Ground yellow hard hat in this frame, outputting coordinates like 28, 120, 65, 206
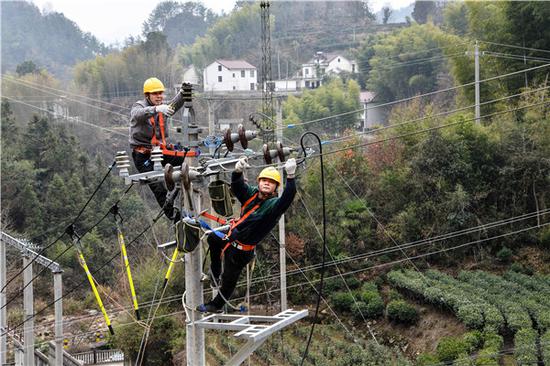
143, 77, 165, 94
257, 167, 281, 186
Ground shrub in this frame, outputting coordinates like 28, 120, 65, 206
387, 289, 404, 301
539, 225, 550, 248
386, 300, 418, 324
482, 306, 505, 333
496, 246, 513, 262
482, 332, 503, 350
509, 262, 534, 275
330, 292, 354, 312
541, 330, 550, 366
457, 304, 484, 329
514, 328, 538, 365
416, 353, 439, 366
436, 336, 468, 363
463, 331, 483, 352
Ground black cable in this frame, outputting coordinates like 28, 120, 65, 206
1, 183, 135, 311
1, 160, 116, 292
298, 132, 327, 366
1, 206, 164, 337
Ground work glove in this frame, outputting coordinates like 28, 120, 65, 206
284, 158, 297, 178
234, 156, 250, 173
156, 104, 175, 116
180, 82, 193, 102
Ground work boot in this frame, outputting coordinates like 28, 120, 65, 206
196, 303, 223, 313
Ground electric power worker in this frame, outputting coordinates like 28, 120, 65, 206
129, 77, 192, 220
197, 156, 297, 313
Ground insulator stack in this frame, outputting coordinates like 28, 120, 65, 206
223, 124, 257, 151
151, 146, 164, 171
115, 151, 131, 177
263, 141, 292, 164
164, 163, 202, 191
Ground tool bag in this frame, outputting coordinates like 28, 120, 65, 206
176, 218, 202, 253
208, 180, 234, 217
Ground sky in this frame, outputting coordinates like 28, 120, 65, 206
31, 0, 414, 46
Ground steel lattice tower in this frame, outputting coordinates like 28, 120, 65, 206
260, 1, 275, 143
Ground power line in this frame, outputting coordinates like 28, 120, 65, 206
1, 205, 164, 338
2, 97, 127, 137
277, 63, 550, 130
478, 39, 550, 55
1, 161, 117, 293
304, 86, 550, 164
318, 99, 549, 158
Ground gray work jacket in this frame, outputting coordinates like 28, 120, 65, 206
129, 90, 187, 149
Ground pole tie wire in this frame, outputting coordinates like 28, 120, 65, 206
111, 204, 141, 321
66, 225, 114, 335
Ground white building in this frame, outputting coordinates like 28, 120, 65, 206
203, 60, 257, 92
298, 52, 357, 89
271, 52, 357, 91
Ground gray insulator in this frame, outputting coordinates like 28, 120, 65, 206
115, 151, 131, 177
151, 147, 164, 172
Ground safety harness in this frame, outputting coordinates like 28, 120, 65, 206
200, 191, 264, 255
140, 112, 198, 157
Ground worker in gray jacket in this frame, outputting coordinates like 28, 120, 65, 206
129, 77, 192, 220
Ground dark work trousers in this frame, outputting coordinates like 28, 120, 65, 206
132, 151, 184, 218
207, 232, 255, 309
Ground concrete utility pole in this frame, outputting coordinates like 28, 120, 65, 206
182, 106, 205, 366
363, 99, 368, 133
23, 256, 35, 366
474, 40, 480, 124
1, 232, 64, 366
0, 235, 7, 366
276, 98, 287, 311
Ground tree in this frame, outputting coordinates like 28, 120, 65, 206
412, 1, 435, 24
16, 60, 38, 76
142, 1, 218, 48
366, 23, 462, 101
382, 6, 392, 25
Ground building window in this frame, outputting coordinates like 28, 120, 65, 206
250, 70, 255, 77
233, 86, 236, 90
352, 64, 355, 73
218, 65, 222, 71
233, 73, 236, 78
305, 68, 309, 75
218, 76, 222, 82
241, 70, 245, 77
250, 83, 255, 90
338, 58, 341, 62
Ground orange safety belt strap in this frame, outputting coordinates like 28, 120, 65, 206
227, 202, 261, 239
200, 212, 227, 225
240, 193, 258, 216
221, 192, 263, 257
149, 114, 198, 157
149, 115, 159, 146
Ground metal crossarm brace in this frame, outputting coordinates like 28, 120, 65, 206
193, 309, 307, 365
0, 232, 62, 273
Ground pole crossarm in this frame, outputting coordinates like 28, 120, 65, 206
193, 309, 307, 342
0, 231, 63, 273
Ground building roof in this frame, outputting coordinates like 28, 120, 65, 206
360, 91, 376, 103
216, 60, 256, 69
306, 52, 349, 64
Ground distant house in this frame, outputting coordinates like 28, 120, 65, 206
272, 52, 357, 91
203, 60, 257, 92
298, 52, 357, 89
